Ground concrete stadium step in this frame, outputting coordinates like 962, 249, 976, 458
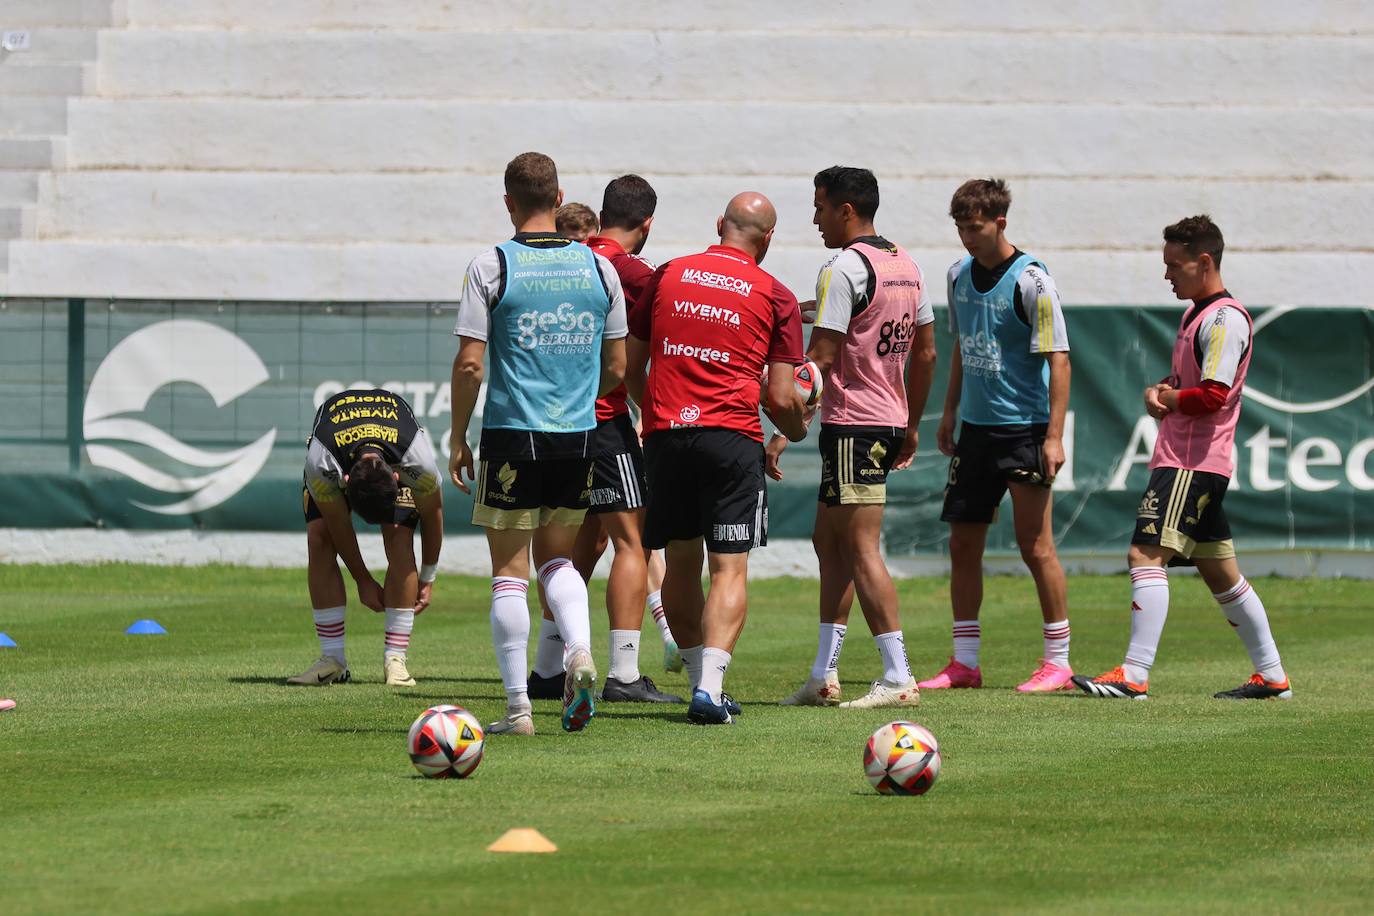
0, 28, 100, 63
0, 206, 35, 239
95, 29, 1374, 105
4, 0, 123, 28
0, 98, 67, 137
6, 239, 1372, 306
0, 63, 91, 97
121, 0, 1374, 35
34, 171, 1373, 256
0, 138, 65, 170
0, 173, 39, 205
64, 98, 1374, 179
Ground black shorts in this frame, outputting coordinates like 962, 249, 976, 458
472, 456, 593, 531
587, 414, 648, 515
1131, 466, 1235, 561
643, 429, 767, 554
818, 424, 903, 507
303, 482, 419, 529
940, 422, 1048, 524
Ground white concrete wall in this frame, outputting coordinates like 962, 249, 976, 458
3, 1, 1372, 303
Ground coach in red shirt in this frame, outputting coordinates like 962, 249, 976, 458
626, 191, 809, 724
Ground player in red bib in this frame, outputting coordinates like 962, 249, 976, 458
626, 192, 810, 724
1075, 215, 1291, 700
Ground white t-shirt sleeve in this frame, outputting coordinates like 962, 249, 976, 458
453, 248, 501, 341
946, 261, 962, 334
597, 254, 628, 339
914, 265, 935, 327
397, 431, 442, 498
812, 250, 867, 334
1197, 306, 1251, 386
1019, 264, 1070, 353
304, 438, 345, 505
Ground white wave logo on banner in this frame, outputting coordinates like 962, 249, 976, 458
84, 319, 278, 514
1247, 305, 1374, 414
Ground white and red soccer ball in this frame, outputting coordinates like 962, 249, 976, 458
864, 721, 941, 796
407, 705, 485, 779
793, 359, 823, 407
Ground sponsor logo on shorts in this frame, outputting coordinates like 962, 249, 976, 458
662, 338, 731, 364
673, 299, 741, 327
1137, 489, 1160, 520
589, 486, 622, 507
868, 440, 888, 466
712, 523, 751, 542
497, 463, 518, 494
679, 268, 753, 297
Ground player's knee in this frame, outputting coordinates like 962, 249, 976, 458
1017, 534, 1057, 566
948, 531, 981, 563
1127, 544, 1157, 568
305, 524, 335, 560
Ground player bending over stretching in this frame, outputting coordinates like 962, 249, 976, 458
289, 387, 443, 687
919, 178, 1075, 694
1075, 215, 1291, 701
449, 151, 627, 735
770, 166, 937, 708
626, 192, 810, 725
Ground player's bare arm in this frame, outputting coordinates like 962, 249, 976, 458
1042, 352, 1071, 481
763, 360, 808, 442
937, 347, 963, 456
766, 327, 842, 478
895, 321, 937, 469
624, 334, 650, 407
447, 336, 485, 493
599, 336, 626, 397
315, 496, 384, 612
413, 488, 442, 614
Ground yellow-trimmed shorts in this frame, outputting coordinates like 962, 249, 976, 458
818, 424, 903, 507
1131, 466, 1235, 561
471, 457, 593, 531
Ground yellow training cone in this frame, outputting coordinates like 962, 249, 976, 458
487, 828, 557, 853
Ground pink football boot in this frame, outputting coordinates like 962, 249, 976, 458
1016, 659, 1075, 693
916, 657, 982, 689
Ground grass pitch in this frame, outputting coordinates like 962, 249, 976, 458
1, 564, 1371, 915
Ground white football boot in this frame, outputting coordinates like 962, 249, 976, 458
838, 678, 921, 708
487, 706, 535, 736
779, 672, 842, 706
383, 655, 416, 687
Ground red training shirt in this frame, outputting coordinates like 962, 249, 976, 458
588, 235, 656, 422
630, 244, 804, 442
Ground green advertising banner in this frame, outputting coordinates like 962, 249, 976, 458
1, 298, 1370, 554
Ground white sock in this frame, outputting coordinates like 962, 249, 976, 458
609, 628, 641, 683
1213, 577, 1286, 682
647, 590, 675, 644
533, 616, 564, 677
383, 607, 414, 660
681, 644, 704, 692
490, 577, 531, 708
874, 631, 911, 685
810, 622, 847, 679
538, 558, 592, 663
1124, 567, 1169, 684
312, 606, 346, 664
952, 620, 981, 668
698, 647, 732, 704
1043, 619, 1071, 667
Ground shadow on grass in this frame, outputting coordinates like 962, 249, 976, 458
228, 676, 289, 685
413, 676, 503, 686
319, 726, 408, 735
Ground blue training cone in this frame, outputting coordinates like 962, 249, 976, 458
125, 619, 167, 636
0, 632, 16, 648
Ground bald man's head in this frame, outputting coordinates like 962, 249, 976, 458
717, 192, 778, 263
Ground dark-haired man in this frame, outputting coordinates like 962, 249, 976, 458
919, 178, 1075, 694
290, 387, 444, 687
449, 151, 627, 736
626, 191, 811, 724
1075, 215, 1291, 700
770, 166, 937, 709
527, 174, 682, 704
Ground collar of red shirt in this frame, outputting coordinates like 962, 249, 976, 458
705, 243, 756, 264
587, 235, 625, 257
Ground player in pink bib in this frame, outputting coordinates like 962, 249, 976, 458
1075, 215, 1292, 701
767, 166, 938, 709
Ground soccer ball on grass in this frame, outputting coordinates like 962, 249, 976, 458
407, 705, 485, 778
864, 720, 941, 796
